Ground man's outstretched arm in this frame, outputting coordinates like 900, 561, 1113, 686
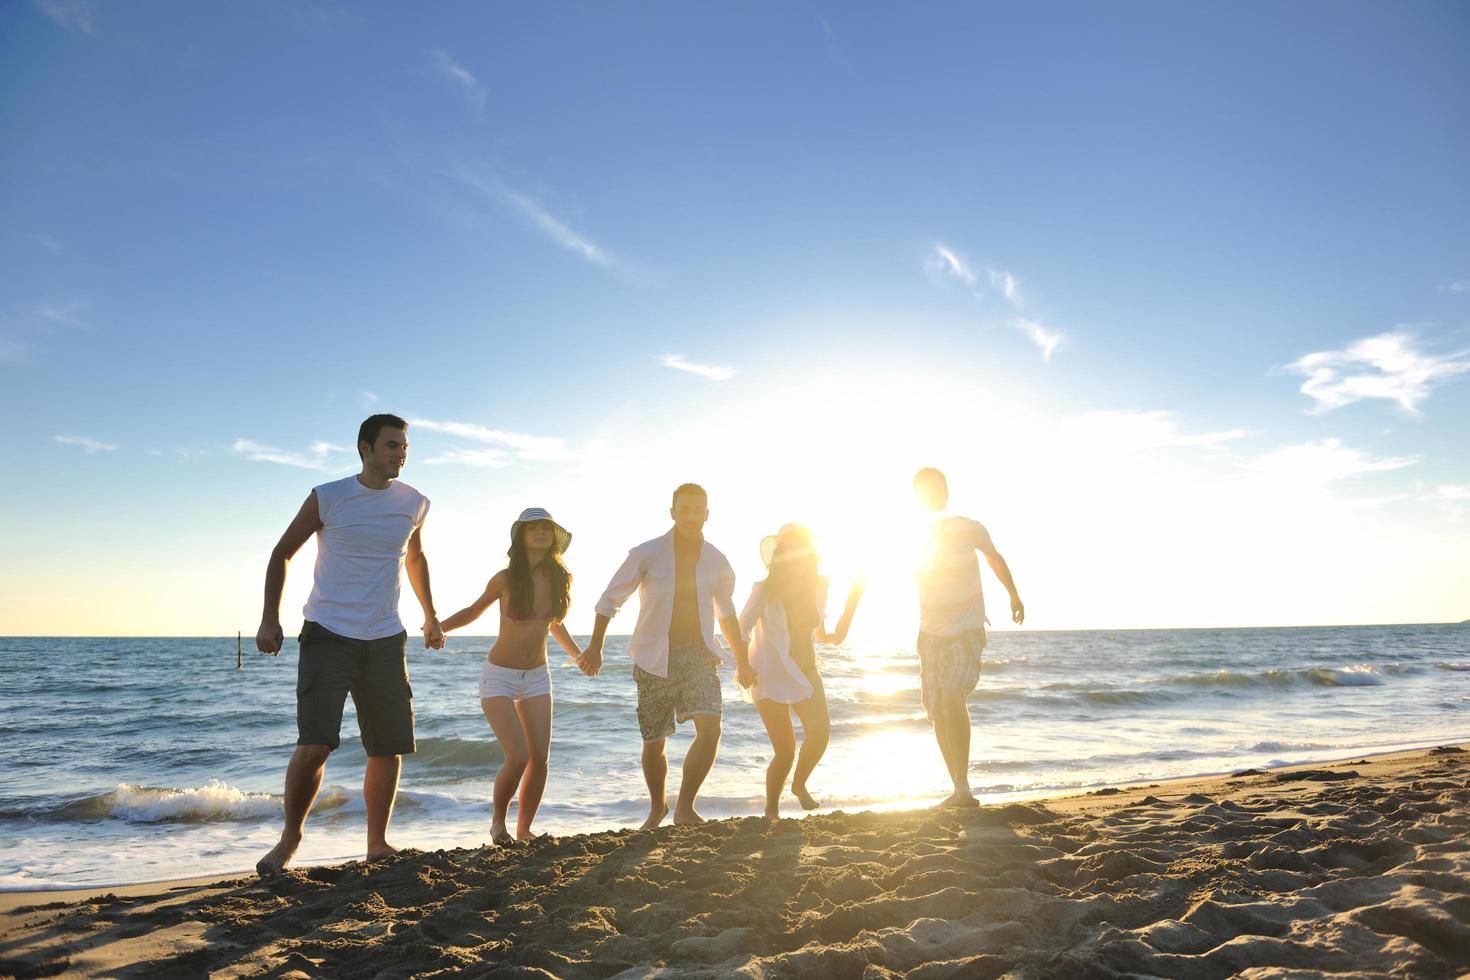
257, 492, 322, 654
976, 526, 1024, 625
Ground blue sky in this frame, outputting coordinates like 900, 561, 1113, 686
3, 1, 1468, 635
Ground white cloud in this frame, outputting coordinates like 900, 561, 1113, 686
439, 164, 619, 270
923, 246, 1068, 361
408, 418, 575, 462
232, 438, 351, 470
925, 245, 975, 286
429, 49, 486, 111
55, 434, 116, 454
988, 268, 1023, 308
1062, 410, 1248, 454
1423, 483, 1470, 502
1012, 317, 1063, 361
33, 0, 93, 33
361, 391, 379, 408
38, 235, 65, 253
1285, 329, 1470, 413
0, 339, 28, 364
1441, 280, 1470, 293
661, 354, 735, 381
1247, 438, 1415, 487
423, 448, 514, 467
502, 190, 611, 267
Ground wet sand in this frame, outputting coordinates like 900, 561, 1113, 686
3, 746, 1468, 978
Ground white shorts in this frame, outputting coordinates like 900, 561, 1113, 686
478, 661, 552, 702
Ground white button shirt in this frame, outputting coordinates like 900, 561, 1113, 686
595, 529, 738, 678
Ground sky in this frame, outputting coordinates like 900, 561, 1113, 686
2, 1, 1468, 637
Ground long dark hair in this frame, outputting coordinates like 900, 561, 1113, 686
765, 529, 820, 630
506, 528, 571, 622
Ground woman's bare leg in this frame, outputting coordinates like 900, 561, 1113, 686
481, 697, 528, 844
756, 698, 797, 819
790, 673, 830, 810
514, 694, 552, 839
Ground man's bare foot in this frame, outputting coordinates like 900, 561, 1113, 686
763, 805, 780, 820
791, 784, 820, 810
365, 842, 399, 862
491, 821, 514, 846
516, 830, 548, 842
938, 791, 979, 809
640, 799, 669, 831
672, 806, 704, 826
255, 833, 301, 877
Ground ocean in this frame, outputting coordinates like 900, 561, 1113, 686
1, 624, 1467, 889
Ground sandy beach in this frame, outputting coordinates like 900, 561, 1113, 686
3, 746, 1467, 978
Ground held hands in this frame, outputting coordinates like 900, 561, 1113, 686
736, 661, 756, 690
1010, 596, 1025, 626
423, 616, 446, 650
256, 619, 284, 655
578, 641, 604, 678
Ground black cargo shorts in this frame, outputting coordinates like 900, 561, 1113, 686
296, 621, 415, 756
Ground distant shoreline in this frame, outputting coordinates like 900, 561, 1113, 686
2, 620, 1466, 640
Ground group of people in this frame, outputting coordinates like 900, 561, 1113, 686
253, 414, 1025, 876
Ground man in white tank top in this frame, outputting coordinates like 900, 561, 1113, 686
254, 414, 444, 876
913, 467, 1025, 809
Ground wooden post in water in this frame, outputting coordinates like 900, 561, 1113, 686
237, 631, 242, 670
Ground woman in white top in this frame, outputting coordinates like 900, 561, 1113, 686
440, 508, 585, 845
739, 524, 863, 819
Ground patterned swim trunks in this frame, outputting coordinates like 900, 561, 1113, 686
916, 628, 987, 720
634, 642, 723, 742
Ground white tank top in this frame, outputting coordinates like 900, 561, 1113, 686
303, 475, 430, 640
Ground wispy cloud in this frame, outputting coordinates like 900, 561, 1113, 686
1013, 317, 1063, 362
1441, 280, 1470, 294
429, 49, 486, 111
431, 161, 627, 273
38, 235, 65, 253
361, 391, 379, 409
661, 354, 735, 381
1284, 329, 1470, 414
924, 245, 1067, 360
1247, 438, 1416, 487
33, 0, 93, 33
502, 190, 611, 267
423, 447, 514, 468
988, 268, 1023, 307
55, 434, 116, 454
233, 438, 352, 470
0, 339, 29, 364
1063, 410, 1248, 454
408, 418, 575, 463
925, 245, 975, 287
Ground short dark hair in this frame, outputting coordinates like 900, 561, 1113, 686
358, 414, 408, 461
913, 467, 948, 497
671, 482, 708, 507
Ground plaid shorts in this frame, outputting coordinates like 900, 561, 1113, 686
917, 628, 986, 720
634, 642, 723, 742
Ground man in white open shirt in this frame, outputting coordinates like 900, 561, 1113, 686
581, 483, 753, 829
913, 467, 1025, 809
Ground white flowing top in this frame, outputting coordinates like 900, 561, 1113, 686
594, 529, 738, 679
738, 577, 829, 705
303, 475, 430, 641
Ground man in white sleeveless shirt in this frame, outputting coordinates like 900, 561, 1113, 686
254, 414, 444, 875
913, 467, 1025, 809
